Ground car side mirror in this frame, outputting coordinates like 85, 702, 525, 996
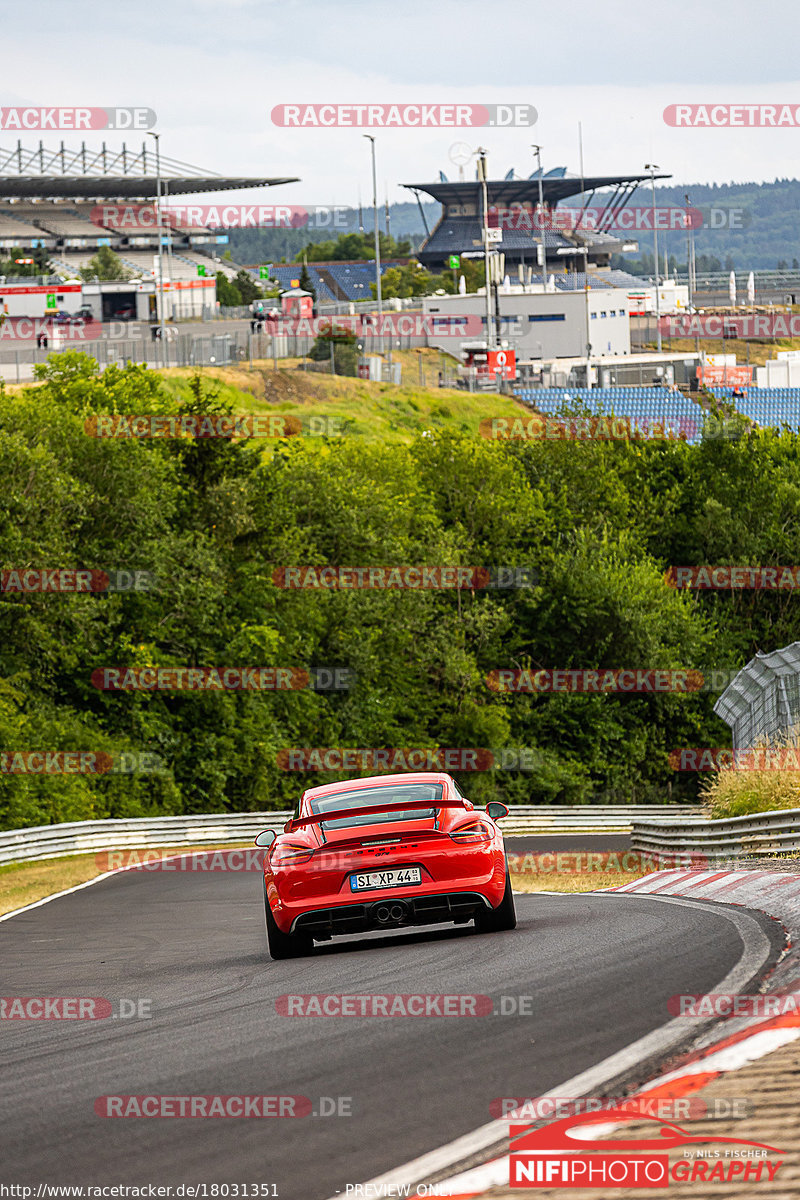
254, 830, 276, 847
486, 802, 509, 821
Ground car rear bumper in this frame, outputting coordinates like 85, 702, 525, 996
289, 890, 492, 937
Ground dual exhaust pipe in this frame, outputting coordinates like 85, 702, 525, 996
375, 902, 407, 925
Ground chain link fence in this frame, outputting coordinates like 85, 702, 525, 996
0, 328, 470, 386
715, 644, 800, 750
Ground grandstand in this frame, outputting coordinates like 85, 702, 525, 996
6, 204, 112, 240
513, 385, 707, 444
0, 141, 297, 285
264, 261, 406, 304
710, 386, 800, 429
0, 208, 55, 248
403, 166, 670, 276
259, 262, 650, 306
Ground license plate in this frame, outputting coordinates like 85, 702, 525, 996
350, 866, 421, 892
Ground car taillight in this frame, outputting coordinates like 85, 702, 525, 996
449, 820, 492, 844
271, 843, 315, 865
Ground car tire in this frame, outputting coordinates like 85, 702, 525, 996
475, 865, 517, 933
264, 880, 313, 960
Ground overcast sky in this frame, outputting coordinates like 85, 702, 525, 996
3, 0, 799, 210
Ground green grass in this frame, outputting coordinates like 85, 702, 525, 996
703, 727, 800, 817
157, 351, 529, 443
0, 843, 255, 916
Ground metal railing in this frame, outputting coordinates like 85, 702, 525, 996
0, 812, 292, 867
0, 328, 443, 382
0, 805, 703, 867
498, 805, 702, 834
631, 808, 800, 859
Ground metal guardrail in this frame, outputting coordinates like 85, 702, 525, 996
631, 808, 800, 858
498, 806, 703, 835
0, 813, 293, 867
0, 805, 702, 867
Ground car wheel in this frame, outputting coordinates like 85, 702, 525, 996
264, 880, 313, 960
475, 865, 517, 933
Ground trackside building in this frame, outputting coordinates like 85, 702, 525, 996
421, 288, 631, 361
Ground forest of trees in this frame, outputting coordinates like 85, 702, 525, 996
3, 356, 800, 828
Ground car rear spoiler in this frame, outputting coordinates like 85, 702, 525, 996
286, 798, 469, 833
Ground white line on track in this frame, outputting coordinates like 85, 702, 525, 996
328, 891, 774, 1199
0, 851, 228, 923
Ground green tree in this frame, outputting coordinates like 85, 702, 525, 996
0, 245, 52, 278
215, 271, 243, 306
79, 246, 133, 282
378, 264, 435, 299
377, 259, 485, 299
307, 323, 358, 375
298, 263, 317, 301
233, 269, 262, 304
303, 232, 411, 262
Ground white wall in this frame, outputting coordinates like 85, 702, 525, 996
421, 288, 631, 359
755, 358, 800, 388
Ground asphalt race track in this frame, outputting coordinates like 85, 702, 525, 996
0, 863, 771, 1200
504, 833, 631, 853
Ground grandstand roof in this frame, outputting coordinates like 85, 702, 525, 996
0, 176, 298, 200
402, 172, 670, 206
0, 142, 298, 201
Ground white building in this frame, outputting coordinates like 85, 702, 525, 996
421, 286, 631, 361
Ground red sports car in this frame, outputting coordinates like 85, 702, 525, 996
255, 772, 516, 959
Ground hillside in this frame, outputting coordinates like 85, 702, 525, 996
157, 351, 527, 442
223, 181, 800, 273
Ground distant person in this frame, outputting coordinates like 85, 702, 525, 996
150, 324, 159, 343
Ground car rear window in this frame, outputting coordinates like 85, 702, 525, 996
309, 783, 444, 829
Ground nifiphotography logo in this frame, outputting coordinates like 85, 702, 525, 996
508, 1105, 784, 1188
